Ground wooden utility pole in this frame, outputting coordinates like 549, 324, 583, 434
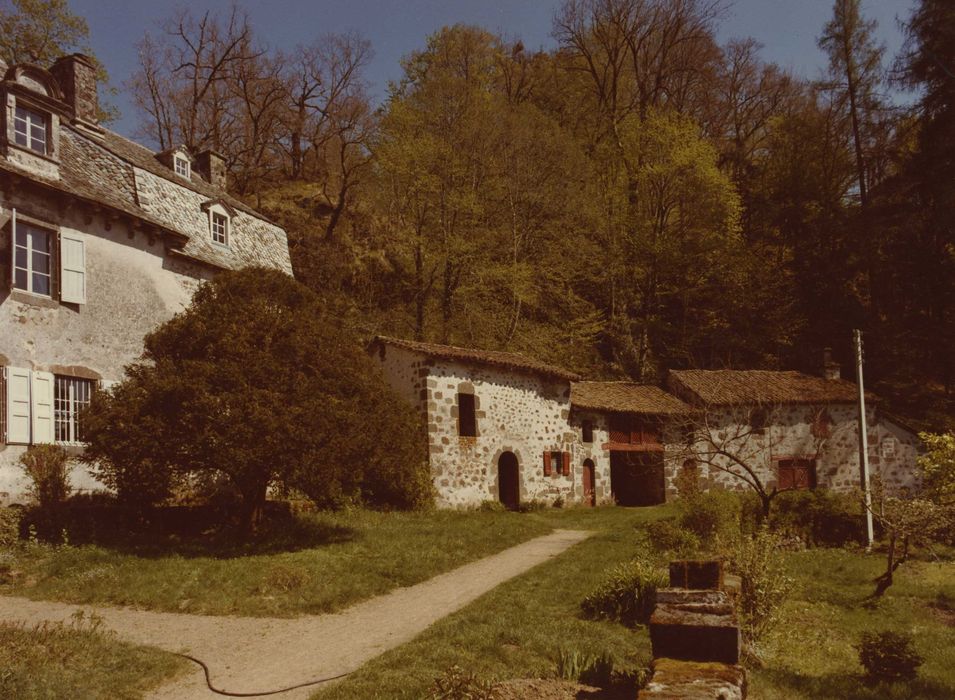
854, 329, 875, 550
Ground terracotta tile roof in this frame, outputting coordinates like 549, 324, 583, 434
571, 381, 692, 415
372, 336, 581, 382
667, 369, 868, 406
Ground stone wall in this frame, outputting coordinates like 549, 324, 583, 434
0, 188, 211, 503
666, 403, 919, 499
375, 346, 605, 508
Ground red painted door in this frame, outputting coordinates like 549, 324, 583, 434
582, 462, 596, 507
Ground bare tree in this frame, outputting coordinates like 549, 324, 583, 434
677, 402, 836, 516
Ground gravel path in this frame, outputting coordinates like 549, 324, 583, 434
0, 528, 590, 700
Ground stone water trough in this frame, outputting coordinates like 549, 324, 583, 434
638, 560, 747, 699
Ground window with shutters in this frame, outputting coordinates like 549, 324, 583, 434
457, 392, 476, 437
543, 450, 569, 477
608, 414, 661, 446
13, 220, 52, 296
777, 459, 816, 490
14, 105, 47, 154
54, 375, 93, 444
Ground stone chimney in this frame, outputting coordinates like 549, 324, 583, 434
823, 347, 841, 381
50, 54, 99, 126
196, 149, 227, 190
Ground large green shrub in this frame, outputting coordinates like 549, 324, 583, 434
679, 489, 745, 545
82, 268, 432, 532
0, 507, 23, 546
580, 559, 667, 627
857, 630, 923, 682
642, 518, 701, 557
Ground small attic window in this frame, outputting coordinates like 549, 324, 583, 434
174, 155, 191, 178
211, 211, 229, 246
14, 105, 48, 154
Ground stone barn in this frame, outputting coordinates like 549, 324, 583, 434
667, 367, 920, 498
0, 54, 292, 503
570, 382, 693, 506
369, 336, 603, 509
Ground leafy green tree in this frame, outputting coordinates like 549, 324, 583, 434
917, 432, 955, 505
83, 268, 431, 532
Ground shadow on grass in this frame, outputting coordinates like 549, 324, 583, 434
758, 668, 953, 700
24, 503, 358, 559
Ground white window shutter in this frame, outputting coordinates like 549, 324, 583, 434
59, 231, 86, 304
6, 366, 31, 444
31, 370, 54, 444
8, 207, 15, 291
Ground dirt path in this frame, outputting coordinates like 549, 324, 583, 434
0, 528, 590, 700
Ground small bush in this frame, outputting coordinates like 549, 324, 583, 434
19, 445, 72, 510
642, 518, 700, 557
0, 507, 24, 547
581, 559, 667, 626
429, 665, 500, 699
679, 489, 743, 545
724, 527, 793, 651
556, 649, 640, 691
516, 500, 547, 513
477, 500, 506, 512
769, 490, 863, 547
857, 630, 923, 682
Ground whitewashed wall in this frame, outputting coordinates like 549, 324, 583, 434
0, 195, 211, 503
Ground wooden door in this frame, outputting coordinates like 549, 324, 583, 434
582, 461, 596, 507
498, 452, 520, 509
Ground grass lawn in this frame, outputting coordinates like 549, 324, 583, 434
0, 507, 580, 616
306, 507, 955, 700
0, 613, 185, 699
309, 505, 674, 699
752, 546, 955, 699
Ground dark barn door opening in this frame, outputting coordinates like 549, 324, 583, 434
498, 452, 520, 509
610, 452, 665, 506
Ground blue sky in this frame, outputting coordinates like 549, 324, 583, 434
70, 0, 917, 139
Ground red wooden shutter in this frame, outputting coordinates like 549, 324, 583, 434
543, 451, 552, 476
561, 451, 571, 476
777, 461, 793, 490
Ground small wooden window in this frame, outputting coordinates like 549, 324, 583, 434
582, 419, 594, 443
458, 393, 476, 437
777, 459, 816, 490
211, 212, 228, 245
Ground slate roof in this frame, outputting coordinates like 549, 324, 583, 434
0, 120, 292, 274
372, 336, 581, 382
668, 369, 867, 406
571, 381, 692, 415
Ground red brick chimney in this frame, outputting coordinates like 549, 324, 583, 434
50, 54, 99, 126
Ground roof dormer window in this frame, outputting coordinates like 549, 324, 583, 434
174, 155, 191, 179
211, 211, 229, 246
14, 105, 47, 154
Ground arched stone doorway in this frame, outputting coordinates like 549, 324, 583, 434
582, 459, 596, 507
498, 452, 520, 509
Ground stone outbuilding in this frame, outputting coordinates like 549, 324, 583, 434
667, 367, 920, 498
369, 336, 599, 509
373, 337, 920, 508
569, 382, 693, 506
0, 54, 292, 503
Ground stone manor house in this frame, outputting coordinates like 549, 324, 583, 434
0, 54, 292, 503
371, 337, 919, 509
